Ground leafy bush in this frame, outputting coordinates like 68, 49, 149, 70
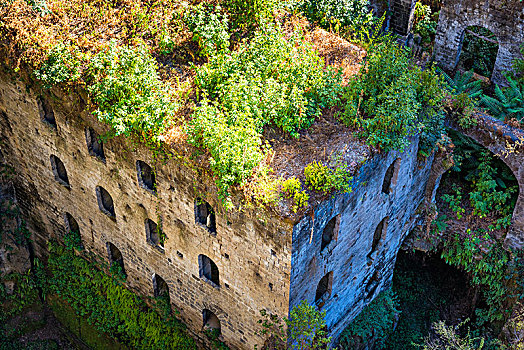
300, 0, 375, 41
412, 1, 437, 45
281, 177, 309, 212
339, 288, 399, 349
87, 42, 179, 145
189, 23, 342, 198
34, 43, 81, 88
184, 4, 230, 57
46, 242, 195, 349
421, 320, 485, 350
256, 300, 331, 350
304, 161, 352, 193
339, 41, 445, 152
224, 0, 276, 31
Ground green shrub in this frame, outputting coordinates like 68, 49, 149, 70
481, 76, 524, 122
340, 41, 445, 153
300, 0, 375, 41
184, 4, 230, 57
281, 177, 309, 212
223, 0, 276, 31
304, 161, 352, 193
188, 23, 342, 199
420, 320, 485, 350
87, 42, 179, 146
34, 43, 81, 88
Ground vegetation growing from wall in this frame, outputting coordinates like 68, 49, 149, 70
45, 242, 195, 350
338, 288, 399, 349
256, 300, 331, 350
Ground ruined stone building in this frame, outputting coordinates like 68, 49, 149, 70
1, 1, 524, 349
387, 0, 524, 84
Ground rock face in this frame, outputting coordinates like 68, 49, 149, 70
433, 0, 524, 84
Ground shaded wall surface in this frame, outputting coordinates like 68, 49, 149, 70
289, 139, 434, 342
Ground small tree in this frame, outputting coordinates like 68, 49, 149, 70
256, 300, 331, 350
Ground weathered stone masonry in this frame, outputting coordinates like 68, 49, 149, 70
0, 68, 438, 348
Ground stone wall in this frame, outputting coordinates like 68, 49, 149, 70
390, 0, 416, 35
289, 138, 434, 343
433, 0, 524, 84
0, 70, 294, 349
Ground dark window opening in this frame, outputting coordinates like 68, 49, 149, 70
136, 160, 156, 193
382, 159, 400, 194
321, 214, 340, 251
145, 218, 163, 248
195, 199, 216, 234
315, 271, 333, 307
152, 274, 170, 303
457, 26, 499, 78
38, 97, 56, 128
96, 186, 115, 219
107, 242, 125, 277
85, 127, 105, 160
368, 217, 388, 259
203, 309, 221, 334
50, 155, 69, 187
64, 212, 83, 249
199, 254, 219, 286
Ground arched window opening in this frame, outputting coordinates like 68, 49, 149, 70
315, 271, 333, 307
96, 186, 115, 219
136, 160, 156, 193
145, 218, 164, 249
38, 97, 56, 128
368, 217, 389, 259
321, 214, 340, 251
382, 159, 400, 194
199, 254, 219, 287
152, 274, 170, 303
107, 242, 126, 277
203, 309, 221, 334
50, 155, 69, 187
457, 26, 499, 78
365, 271, 380, 301
85, 127, 105, 160
195, 199, 216, 234
64, 212, 83, 249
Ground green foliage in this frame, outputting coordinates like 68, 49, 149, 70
441, 233, 513, 323
87, 42, 179, 146
224, 0, 276, 31
34, 43, 82, 88
281, 177, 309, 212
304, 161, 352, 193
64, 229, 83, 251
184, 4, 230, 57
299, 0, 375, 42
45, 242, 195, 349
188, 23, 342, 198
420, 320, 485, 350
340, 41, 445, 152
256, 300, 331, 350
440, 70, 483, 99
458, 26, 498, 78
442, 185, 465, 220
412, 1, 437, 44
339, 288, 399, 349
481, 76, 524, 122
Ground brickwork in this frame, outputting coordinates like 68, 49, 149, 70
433, 0, 524, 84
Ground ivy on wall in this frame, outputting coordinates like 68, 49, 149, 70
45, 242, 196, 350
